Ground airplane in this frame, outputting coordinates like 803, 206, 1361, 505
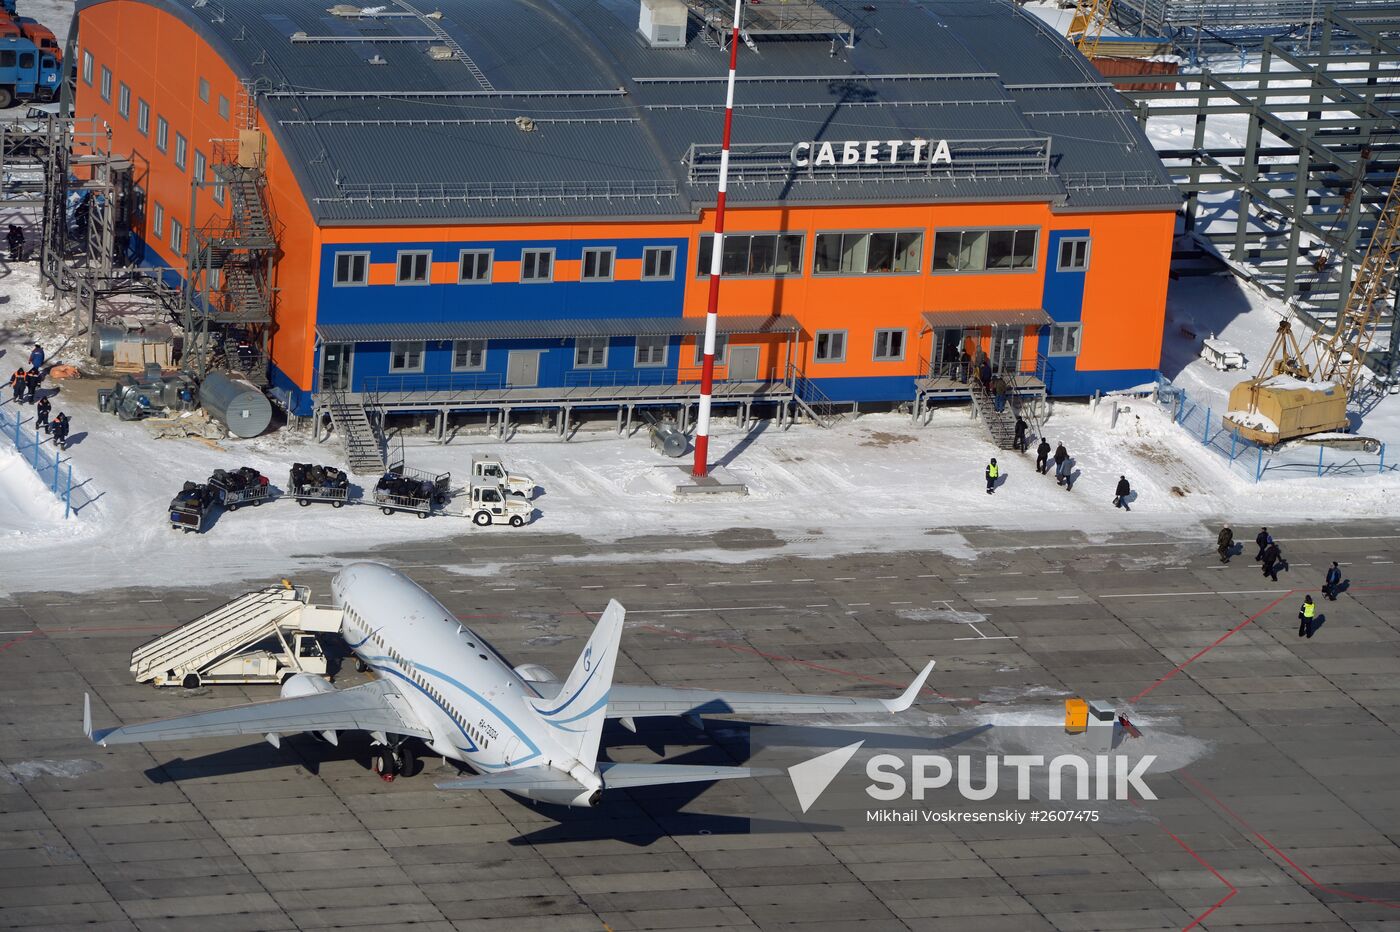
86, 562, 935, 808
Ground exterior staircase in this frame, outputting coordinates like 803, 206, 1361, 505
222, 168, 277, 250
327, 392, 387, 474
970, 381, 1019, 449
788, 365, 844, 428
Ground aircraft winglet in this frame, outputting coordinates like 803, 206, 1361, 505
881, 660, 935, 713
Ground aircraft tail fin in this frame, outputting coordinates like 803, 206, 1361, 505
527, 599, 625, 767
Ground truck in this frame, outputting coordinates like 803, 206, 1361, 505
471, 453, 536, 498
462, 483, 533, 527
13, 18, 57, 60
0, 35, 60, 108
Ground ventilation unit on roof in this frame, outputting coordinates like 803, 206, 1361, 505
427, 44, 456, 59
639, 0, 687, 48
368, 53, 388, 64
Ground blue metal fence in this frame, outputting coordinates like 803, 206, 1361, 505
1143, 375, 1395, 482
0, 400, 76, 518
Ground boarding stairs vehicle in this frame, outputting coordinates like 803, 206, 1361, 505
470, 454, 535, 498
130, 585, 344, 688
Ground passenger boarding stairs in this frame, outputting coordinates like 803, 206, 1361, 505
130, 585, 343, 688
326, 390, 387, 475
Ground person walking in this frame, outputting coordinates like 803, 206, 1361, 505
51, 412, 70, 450
1262, 540, 1282, 582
1053, 442, 1070, 486
1217, 525, 1234, 564
1014, 416, 1028, 454
1113, 476, 1131, 510
6, 224, 23, 261
1255, 527, 1272, 562
22, 366, 41, 403
1036, 438, 1051, 475
1323, 561, 1342, 601
35, 395, 50, 432
28, 343, 43, 370
8, 367, 23, 403
985, 457, 1000, 495
1298, 595, 1317, 638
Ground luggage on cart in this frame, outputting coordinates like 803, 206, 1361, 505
169, 481, 217, 533
208, 466, 272, 511
371, 462, 450, 518
289, 463, 350, 507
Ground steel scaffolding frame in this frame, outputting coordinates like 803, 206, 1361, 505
1116, 7, 1400, 379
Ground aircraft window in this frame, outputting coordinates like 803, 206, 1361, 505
467, 642, 476, 648
478, 654, 488, 661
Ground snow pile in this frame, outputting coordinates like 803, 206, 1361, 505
0, 447, 68, 537
1224, 409, 1278, 433
1258, 374, 1335, 393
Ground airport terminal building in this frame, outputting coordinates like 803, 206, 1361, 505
72, 0, 1181, 424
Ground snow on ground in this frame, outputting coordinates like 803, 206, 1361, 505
0, 256, 1396, 597
0, 447, 66, 538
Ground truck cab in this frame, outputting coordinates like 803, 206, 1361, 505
0, 36, 48, 108
468, 483, 532, 528
14, 18, 59, 60
470, 454, 535, 498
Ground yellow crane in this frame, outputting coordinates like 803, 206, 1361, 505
1224, 170, 1400, 448
1066, 0, 1114, 59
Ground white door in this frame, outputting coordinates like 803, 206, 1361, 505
507, 351, 540, 387
728, 345, 759, 381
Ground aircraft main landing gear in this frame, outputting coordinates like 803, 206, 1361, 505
370, 739, 417, 782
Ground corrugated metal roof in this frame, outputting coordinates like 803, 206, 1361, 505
920, 309, 1052, 328
317, 315, 802, 342
85, 0, 1178, 222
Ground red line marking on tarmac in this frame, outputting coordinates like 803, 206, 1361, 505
638, 623, 961, 702
0, 629, 42, 653
1180, 770, 1400, 911
1127, 796, 1236, 930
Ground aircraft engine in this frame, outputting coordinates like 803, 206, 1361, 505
512, 663, 557, 683
518, 786, 602, 808
281, 672, 334, 699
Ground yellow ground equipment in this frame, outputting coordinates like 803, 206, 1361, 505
1064, 697, 1088, 734
1225, 171, 1400, 446
1066, 0, 1113, 59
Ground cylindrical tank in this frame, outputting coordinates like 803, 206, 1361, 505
201, 371, 272, 438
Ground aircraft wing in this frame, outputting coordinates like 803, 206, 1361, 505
605, 660, 935, 720
436, 762, 776, 792
84, 679, 432, 746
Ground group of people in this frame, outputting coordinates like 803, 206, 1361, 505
6, 344, 71, 449
1215, 525, 1345, 639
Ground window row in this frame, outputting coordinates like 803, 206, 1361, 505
334, 246, 680, 286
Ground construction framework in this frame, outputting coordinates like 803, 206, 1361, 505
1115, 7, 1400, 381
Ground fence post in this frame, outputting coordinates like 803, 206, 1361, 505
1256, 446, 1264, 482
64, 463, 72, 520
1230, 428, 1238, 462
1176, 393, 1186, 423
1318, 444, 1325, 478
1381, 443, 1387, 475
1203, 407, 1211, 443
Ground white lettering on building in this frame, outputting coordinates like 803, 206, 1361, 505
783, 138, 956, 169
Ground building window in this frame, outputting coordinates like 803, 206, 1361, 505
452, 340, 486, 371
813, 231, 922, 275
520, 248, 553, 282
1057, 237, 1090, 272
873, 329, 906, 361
155, 117, 169, 153
697, 233, 802, 277
581, 247, 614, 282
458, 249, 491, 283
396, 250, 431, 285
117, 82, 130, 118
814, 331, 846, 363
194, 150, 206, 189
198, 78, 210, 103
152, 202, 164, 240
390, 341, 425, 372
333, 251, 369, 286
169, 218, 184, 255
1049, 323, 1082, 356
574, 337, 607, 368
636, 335, 667, 367
137, 99, 150, 135
694, 335, 728, 365
218, 95, 230, 120
642, 246, 675, 281
99, 66, 112, 102
932, 229, 1038, 273
81, 50, 92, 85
174, 133, 187, 171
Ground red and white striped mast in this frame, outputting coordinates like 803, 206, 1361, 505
692, 0, 744, 478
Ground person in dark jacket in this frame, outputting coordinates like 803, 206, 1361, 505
22, 366, 40, 404
1035, 438, 1051, 474
1298, 594, 1317, 638
1113, 476, 1131, 510
985, 457, 1000, 495
957, 349, 971, 383
1217, 525, 1234, 564
1255, 528, 1271, 561
1323, 561, 1342, 601
51, 412, 70, 450
6, 224, 23, 261
978, 356, 992, 392
1013, 416, 1028, 453
8, 368, 22, 403
1262, 541, 1282, 581
1053, 443, 1070, 486
35, 395, 50, 432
